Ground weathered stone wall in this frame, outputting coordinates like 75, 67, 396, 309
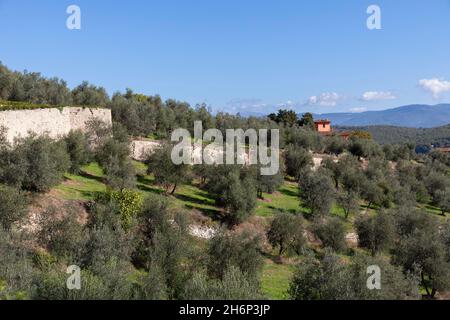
130, 140, 162, 161
130, 139, 251, 164
0, 107, 112, 143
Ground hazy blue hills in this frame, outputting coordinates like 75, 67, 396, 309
315, 104, 450, 128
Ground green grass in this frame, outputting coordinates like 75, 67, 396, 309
260, 260, 295, 300
172, 184, 223, 219
55, 162, 223, 219
255, 181, 301, 217
54, 163, 106, 200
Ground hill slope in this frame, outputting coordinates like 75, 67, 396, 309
336, 124, 450, 147
316, 104, 450, 128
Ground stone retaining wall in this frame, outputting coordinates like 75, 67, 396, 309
0, 107, 112, 143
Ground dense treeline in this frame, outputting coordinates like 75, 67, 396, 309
0, 63, 108, 107
337, 125, 450, 150
3, 61, 447, 151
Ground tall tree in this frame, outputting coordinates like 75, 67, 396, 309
267, 212, 306, 256
146, 142, 192, 195
298, 169, 335, 217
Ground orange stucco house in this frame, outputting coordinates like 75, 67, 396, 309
314, 119, 351, 140
314, 119, 332, 134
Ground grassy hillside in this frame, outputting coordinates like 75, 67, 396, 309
49, 160, 449, 300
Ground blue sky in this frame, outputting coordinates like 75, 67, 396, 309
1, 0, 450, 114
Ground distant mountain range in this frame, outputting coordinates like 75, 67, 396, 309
314, 104, 450, 128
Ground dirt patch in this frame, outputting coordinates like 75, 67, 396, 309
23, 192, 89, 232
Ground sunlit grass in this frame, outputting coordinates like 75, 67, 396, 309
55, 162, 222, 218
54, 163, 106, 200
260, 260, 295, 300
255, 181, 301, 217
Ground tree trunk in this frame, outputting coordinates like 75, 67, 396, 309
366, 202, 372, 213
422, 273, 432, 298
257, 189, 264, 199
431, 288, 437, 299
279, 243, 284, 256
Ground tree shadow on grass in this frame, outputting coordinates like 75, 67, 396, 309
266, 205, 297, 215
136, 184, 165, 195
174, 192, 223, 220
136, 174, 155, 185
278, 187, 298, 198
174, 192, 215, 206
184, 203, 223, 220
79, 170, 105, 184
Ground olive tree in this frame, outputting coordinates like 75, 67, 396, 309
355, 211, 395, 256
267, 212, 306, 256
0, 185, 28, 230
146, 142, 191, 195
298, 169, 335, 217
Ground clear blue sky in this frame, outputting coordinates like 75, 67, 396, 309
1, 0, 450, 114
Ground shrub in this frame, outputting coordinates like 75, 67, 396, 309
298, 169, 335, 217
206, 165, 257, 225
146, 142, 191, 195
313, 217, 347, 252
284, 145, 313, 179
182, 266, 263, 300
0, 184, 28, 230
110, 189, 143, 229
96, 136, 136, 190
15, 135, 70, 192
355, 211, 395, 256
64, 130, 91, 174
208, 229, 263, 280
267, 212, 306, 256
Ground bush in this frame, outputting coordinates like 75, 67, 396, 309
284, 145, 313, 179
110, 189, 143, 229
32, 269, 110, 300
355, 211, 394, 256
15, 135, 70, 192
96, 136, 136, 190
64, 130, 91, 174
206, 165, 257, 225
37, 207, 88, 262
146, 142, 191, 195
267, 212, 306, 256
313, 217, 346, 252
182, 266, 263, 300
289, 251, 419, 300
298, 169, 335, 217
0, 228, 33, 298
0, 184, 28, 230
208, 229, 263, 281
